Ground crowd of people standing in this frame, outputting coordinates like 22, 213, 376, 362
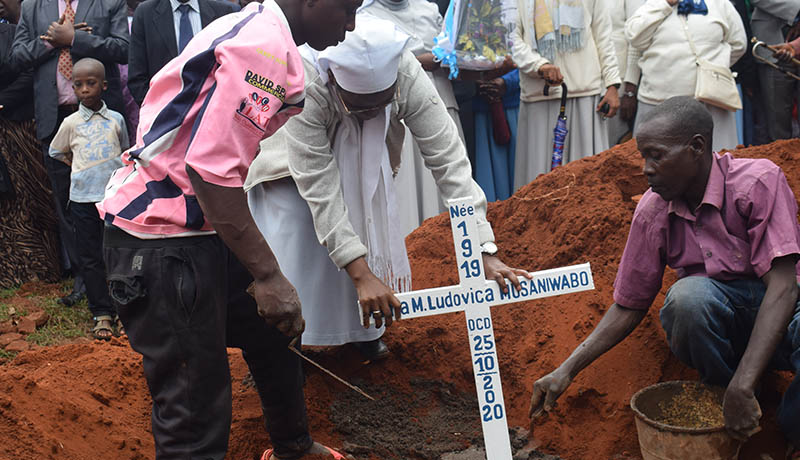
2, 0, 799, 295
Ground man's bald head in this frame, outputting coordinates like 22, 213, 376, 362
637, 96, 714, 156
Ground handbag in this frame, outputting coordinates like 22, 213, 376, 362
680, 16, 742, 112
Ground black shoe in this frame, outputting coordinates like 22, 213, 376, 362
353, 338, 390, 361
57, 291, 85, 307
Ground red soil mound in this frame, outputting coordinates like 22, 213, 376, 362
1, 139, 798, 460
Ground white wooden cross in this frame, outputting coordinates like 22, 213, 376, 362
366, 197, 595, 459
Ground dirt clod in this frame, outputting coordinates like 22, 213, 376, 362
0, 320, 15, 334
16, 318, 36, 334
5, 340, 30, 353
26, 310, 50, 328
0, 332, 23, 347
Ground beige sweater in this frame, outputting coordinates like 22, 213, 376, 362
625, 0, 746, 105
244, 51, 494, 269
511, 0, 622, 102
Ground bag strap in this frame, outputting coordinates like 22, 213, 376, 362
679, 15, 701, 65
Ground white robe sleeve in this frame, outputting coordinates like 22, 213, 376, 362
722, 0, 747, 66
590, 0, 622, 88
625, 0, 675, 51
397, 53, 495, 244
286, 80, 370, 269
623, 0, 645, 84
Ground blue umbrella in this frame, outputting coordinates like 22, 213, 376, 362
544, 83, 568, 170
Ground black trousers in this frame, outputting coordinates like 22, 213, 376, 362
103, 227, 312, 460
69, 201, 114, 318
41, 105, 84, 293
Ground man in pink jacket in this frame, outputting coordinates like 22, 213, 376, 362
98, 0, 360, 458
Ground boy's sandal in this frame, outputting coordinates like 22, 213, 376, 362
92, 315, 114, 341
261, 444, 346, 460
114, 316, 126, 336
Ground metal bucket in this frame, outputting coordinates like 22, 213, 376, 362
630, 381, 741, 460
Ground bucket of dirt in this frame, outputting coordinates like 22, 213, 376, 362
630, 381, 741, 460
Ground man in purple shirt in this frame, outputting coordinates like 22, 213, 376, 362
528, 96, 800, 456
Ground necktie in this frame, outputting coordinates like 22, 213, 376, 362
57, 0, 76, 80
177, 4, 194, 53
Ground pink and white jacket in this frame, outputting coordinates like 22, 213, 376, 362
98, 0, 305, 237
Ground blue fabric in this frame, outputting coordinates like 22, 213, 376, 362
660, 276, 800, 445
473, 105, 518, 202
178, 3, 194, 53
735, 84, 744, 146
432, 0, 460, 79
677, 0, 708, 15
551, 116, 567, 169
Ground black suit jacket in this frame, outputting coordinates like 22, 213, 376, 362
11, 0, 130, 140
127, 0, 238, 105
0, 23, 34, 121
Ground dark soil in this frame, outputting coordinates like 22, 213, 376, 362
331, 378, 482, 459
329, 378, 560, 460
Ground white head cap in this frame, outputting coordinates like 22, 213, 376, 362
317, 15, 410, 94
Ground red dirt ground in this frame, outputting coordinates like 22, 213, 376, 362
1, 139, 798, 460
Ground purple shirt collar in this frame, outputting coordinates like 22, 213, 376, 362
667, 152, 726, 221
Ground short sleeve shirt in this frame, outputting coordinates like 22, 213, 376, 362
613, 153, 800, 309
49, 102, 129, 203
97, 0, 305, 237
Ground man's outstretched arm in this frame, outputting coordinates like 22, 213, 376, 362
529, 303, 648, 418
187, 166, 304, 337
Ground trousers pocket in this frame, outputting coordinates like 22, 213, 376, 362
108, 275, 147, 306
172, 254, 198, 321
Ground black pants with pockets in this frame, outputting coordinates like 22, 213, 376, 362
103, 226, 312, 460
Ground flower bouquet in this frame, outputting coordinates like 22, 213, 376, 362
433, 0, 516, 79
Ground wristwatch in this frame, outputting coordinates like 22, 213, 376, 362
623, 90, 636, 98
480, 242, 498, 256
